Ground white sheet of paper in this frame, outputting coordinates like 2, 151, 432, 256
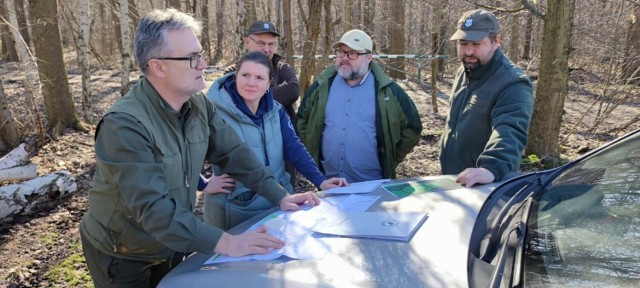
324, 179, 390, 195
338, 195, 381, 212
205, 201, 340, 265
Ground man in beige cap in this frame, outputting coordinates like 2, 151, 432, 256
439, 9, 534, 187
297, 29, 422, 183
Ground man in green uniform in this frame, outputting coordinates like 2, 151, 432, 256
439, 9, 534, 187
79, 9, 319, 287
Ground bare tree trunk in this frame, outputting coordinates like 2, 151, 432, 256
526, 0, 576, 159
435, 0, 447, 79
212, 0, 225, 64
200, 0, 211, 60
387, 0, 405, 79
78, 0, 93, 124
344, 0, 352, 30
430, 32, 439, 114
167, 0, 181, 9
30, 0, 89, 138
297, 0, 323, 100
509, 3, 520, 61
4, 0, 43, 141
622, 4, 640, 83
522, 12, 533, 60
315, 0, 333, 75
245, 0, 256, 24
14, 0, 31, 50
119, 0, 132, 94
191, 0, 198, 14
281, 0, 294, 66
0, 3, 19, 62
0, 81, 20, 153
235, 0, 246, 59
129, 0, 140, 32
361, 0, 374, 36
110, 0, 124, 59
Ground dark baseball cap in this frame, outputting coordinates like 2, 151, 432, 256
450, 9, 500, 42
247, 20, 280, 37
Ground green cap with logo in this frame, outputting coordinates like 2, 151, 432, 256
450, 9, 500, 42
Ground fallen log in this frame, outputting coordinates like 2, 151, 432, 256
0, 163, 38, 182
0, 171, 77, 221
0, 143, 30, 170
0, 143, 37, 182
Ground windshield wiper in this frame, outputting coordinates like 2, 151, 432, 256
488, 198, 532, 288
481, 178, 539, 262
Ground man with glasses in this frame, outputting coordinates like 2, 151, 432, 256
80, 9, 320, 287
297, 29, 422, 183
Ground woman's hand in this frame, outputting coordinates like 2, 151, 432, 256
202, 174, 236, 194
319, 177, 349, 190
279, 192, 321, 211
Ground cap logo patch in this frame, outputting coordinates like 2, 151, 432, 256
354, 38, 360, 42
263, 23, 270, 29
465, 18, 473, 27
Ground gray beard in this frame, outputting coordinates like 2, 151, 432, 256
337, 63, 369, 80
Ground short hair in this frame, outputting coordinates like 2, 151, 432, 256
235, 51, 274, 80
488, 32, 499, 44
134, 9, 202, 74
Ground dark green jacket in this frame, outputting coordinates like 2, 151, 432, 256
80, 78, 287, 261
439, 48, 534, 181
297, 62, 422, 179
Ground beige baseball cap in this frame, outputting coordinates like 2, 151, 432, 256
331, 29, 373, 51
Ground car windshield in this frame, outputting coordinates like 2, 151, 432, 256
524, 133, 640, 286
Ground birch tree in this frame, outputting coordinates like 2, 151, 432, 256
78, 0, 93, 123
119, 0, 132, 94
4, 0, 41, 138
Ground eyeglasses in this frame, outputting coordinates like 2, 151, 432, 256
335, 50, 371, 60
247, 36, 277, 49
155, 51, 205, 69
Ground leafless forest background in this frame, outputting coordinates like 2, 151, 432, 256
0, 0, 639, 287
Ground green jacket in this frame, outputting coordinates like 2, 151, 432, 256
297, 62, 422, 179
80, 78, 288, 261
439, 48, 534, 181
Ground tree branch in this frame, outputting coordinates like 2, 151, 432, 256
521, 0, 545, 19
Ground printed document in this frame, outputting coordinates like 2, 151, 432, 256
324, 179, 390, 195
312, 211, 428, 242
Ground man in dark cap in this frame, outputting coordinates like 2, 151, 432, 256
439, 9, 534, 187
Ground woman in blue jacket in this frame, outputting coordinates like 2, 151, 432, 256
202, 51, 347, 230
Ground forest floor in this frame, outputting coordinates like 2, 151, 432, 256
0, 59, 638, 287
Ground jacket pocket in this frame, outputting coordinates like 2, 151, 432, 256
204, 192, 273, 230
